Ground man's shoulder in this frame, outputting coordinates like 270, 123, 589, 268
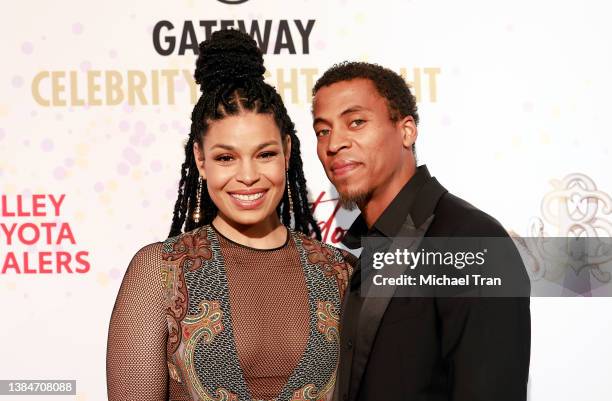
429, 191, 508, 237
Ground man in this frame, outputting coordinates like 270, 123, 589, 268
312, 62, 530, 401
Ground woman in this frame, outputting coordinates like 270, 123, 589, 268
106, 29, 355, 401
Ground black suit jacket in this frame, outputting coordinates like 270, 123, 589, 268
335, 166, 531, 401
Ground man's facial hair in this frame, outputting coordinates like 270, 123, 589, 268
338, 190, 371, 211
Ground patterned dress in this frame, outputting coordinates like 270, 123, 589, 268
107, 225, 355, 401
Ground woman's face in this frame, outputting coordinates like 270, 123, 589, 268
193, 112, 291, 228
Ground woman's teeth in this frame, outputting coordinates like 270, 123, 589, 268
231, 192, 265, 201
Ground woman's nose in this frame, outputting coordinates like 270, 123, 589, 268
235, 160, 260, 186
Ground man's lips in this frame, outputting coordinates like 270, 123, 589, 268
330, 160, 361, 177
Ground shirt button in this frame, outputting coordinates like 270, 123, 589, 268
347, 340, 353, 350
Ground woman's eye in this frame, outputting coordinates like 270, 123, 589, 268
349, 119, 365, 128
259, 151, 278, 159
215, 155, 234, 162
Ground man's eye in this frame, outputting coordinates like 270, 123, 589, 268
316, 129, 330, 137
349, 119, 365, 128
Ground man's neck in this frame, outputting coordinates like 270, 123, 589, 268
359, 164, 417, 229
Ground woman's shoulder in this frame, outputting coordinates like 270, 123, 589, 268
336, 247, 358, 267
291, 231, 358, 267
161, 225, 214, 265
162, 225, 212, 250
126, 225, 213, 268
129, 241, 165, 265
164, 225, 211, 242
120, 242, 166, 294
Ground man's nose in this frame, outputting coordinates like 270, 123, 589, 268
326, 128, 350, 154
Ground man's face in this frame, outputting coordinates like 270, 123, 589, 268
312, 78, 414, 209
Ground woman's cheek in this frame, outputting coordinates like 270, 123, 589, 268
265, 162, 287, 188
205, 164, 233, 194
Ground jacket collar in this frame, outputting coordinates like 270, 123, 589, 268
342, 164, 434, 249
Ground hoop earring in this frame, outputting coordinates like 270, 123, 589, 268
192, 176, 203, 224
286, 170, 294, 217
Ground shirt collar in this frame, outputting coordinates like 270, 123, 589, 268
341, 164, 432, 249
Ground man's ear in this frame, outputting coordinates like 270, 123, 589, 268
399, 115, 417, 150
193, 140, 206, 180
284, 135, 292, 170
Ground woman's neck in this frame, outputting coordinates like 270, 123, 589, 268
211, 214, 287, 249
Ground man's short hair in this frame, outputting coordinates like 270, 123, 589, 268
312, 61, 419, 125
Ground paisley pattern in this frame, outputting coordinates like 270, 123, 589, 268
183, 300, 226, 399
301, 236, 354, 303
162, 228, 214, 356
164, 229, 213, 271
161, 257, 189, 355
161, 226, 353, 401
289, 384, 317, 401
316, 301, 339, 343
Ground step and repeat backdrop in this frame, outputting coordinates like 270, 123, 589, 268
1, 0, 611, 400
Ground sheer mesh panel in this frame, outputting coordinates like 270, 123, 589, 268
107, 232, 318, 400
106, 242, 178, 400
219, 231, 310, 400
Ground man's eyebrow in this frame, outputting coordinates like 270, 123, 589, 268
313, 105, 369, 127
313, 116, 329, 127
340, 105, 369, 116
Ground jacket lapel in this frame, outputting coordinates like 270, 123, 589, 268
347, 215, 434, 400
346, 177, 448, 400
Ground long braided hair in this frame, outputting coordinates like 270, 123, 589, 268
168, 29, 321, 240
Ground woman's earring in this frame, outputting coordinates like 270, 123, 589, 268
192, 176, 203, 224
286, 170, 294, 216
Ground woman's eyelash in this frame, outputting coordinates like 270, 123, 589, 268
215, 155, 233, 162
214, 152, 277, 161
259, 151, 277, 158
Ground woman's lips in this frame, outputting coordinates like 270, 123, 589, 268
228, 189, 268, 210
330, 160, 361, 177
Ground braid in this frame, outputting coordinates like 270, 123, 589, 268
259, 86, 321, 239
168, 154, 188, 237
169, 29, 322, 240
289, 135, 321, 239
169, 95, 205, 237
